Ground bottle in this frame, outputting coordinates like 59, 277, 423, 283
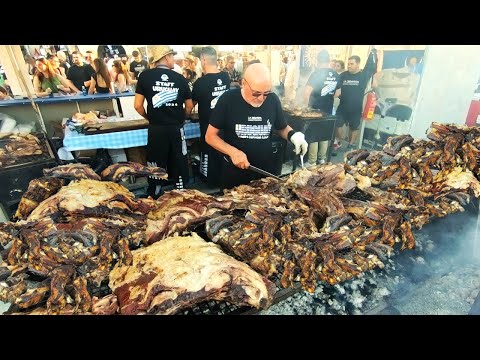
82, 86, 87, 96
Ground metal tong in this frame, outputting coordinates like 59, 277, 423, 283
224, 156, 282, 181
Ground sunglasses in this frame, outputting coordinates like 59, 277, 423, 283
243, 79, 272, 98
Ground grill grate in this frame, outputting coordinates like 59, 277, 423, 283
0, 132, 55, 171
176, 272, 303, 315
345, 188, 372, 202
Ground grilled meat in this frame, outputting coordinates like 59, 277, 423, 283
43, 163, 101, 181
27, 179, 147, 220
109, 233, 275, 315
14, 177, 64, 220
383, 134, 414, 156
101, 161, 168, 182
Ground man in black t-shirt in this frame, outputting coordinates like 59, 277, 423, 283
335, 49, 377, 150
67, 51, 95, 91
130, 50, 149, 80
98, 45, 127, 61
135, 45, 193, 196
206, 63, 308, 189
192, 46, 231, 188
303, 49, 338, 165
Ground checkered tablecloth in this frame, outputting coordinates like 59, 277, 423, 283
63, 122, 201, 151
183, 121, 201, 139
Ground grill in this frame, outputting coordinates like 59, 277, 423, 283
282, 109, 338, 168
0, 132, 55, 169
177, 273, 303, 315
0, 133, 58, 218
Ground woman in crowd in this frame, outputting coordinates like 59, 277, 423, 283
89, 58, 113, 94
111, 59, 137, 92
183, 54, 198, 81
48, 54, 66, 77
217, 58, 224, 71
335, 60, 345, 74
33, 57, 78, 97
182, 68, 194, 91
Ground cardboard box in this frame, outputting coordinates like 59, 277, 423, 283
108, 148, 127, 163
75, 149, 97, 158
125, 146, 147, 165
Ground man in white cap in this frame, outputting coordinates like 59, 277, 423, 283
134, 45, 193, 196
206, 62, 308, 189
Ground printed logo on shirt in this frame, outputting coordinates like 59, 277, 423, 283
248, 116, 263, 122
161, 74, 169, 81
320, 82, 337, 96
343, 79, 359, 86
212, 83, 227, 97
235, 120, 271, 139
134, 65, 145, 73
210, 81, 228, 109
151, 80, 179, 108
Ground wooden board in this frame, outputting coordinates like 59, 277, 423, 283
83, 119, 149, 135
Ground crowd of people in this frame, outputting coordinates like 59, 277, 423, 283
1, 45, 377, 194
2, 47, 258, 101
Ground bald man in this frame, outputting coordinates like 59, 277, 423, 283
206, 63, 308, 189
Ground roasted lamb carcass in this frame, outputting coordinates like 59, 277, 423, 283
14, 177, 64, 220
433, 167, 480, 198
27, 179, 151, 221
101, 162, 168, 182
3, 134, 44, 156
43, 163, 101, 181
344, 148, 370, 166
1, 214, 145, 314
426, 122, 468, 142
92, 294, 119, 315
146, 189, 232, 244
286, 164, 356, 195
382, 134, 414, 156
221, 178, 290, 209
293, 186, 346, 220
461, 142, 480, 173
109, 233, 275, 315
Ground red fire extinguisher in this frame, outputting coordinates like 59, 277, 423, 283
362, 46, 378, 121
362, 90, 377, 121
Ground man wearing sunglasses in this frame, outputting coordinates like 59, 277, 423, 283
206, 63, 308, 189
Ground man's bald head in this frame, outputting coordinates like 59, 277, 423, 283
243, 63, 271, 88
241, 63, 272, 108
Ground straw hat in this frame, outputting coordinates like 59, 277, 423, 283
148, 45, 177, 63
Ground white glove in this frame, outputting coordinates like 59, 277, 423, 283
290, 132, 308, 156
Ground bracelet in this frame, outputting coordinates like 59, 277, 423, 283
287, 130, 296, 141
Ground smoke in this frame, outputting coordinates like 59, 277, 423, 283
375, 207, 480, 314
261, 206, 480, 315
